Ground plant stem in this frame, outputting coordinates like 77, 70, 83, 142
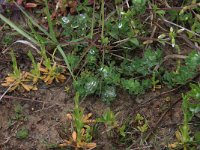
101, 0, 105, 40
90, 0, 96, 39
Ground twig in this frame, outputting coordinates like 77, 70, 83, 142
161, 18, 200, 38
113, 38, 130, 44
179, 33, 200, 52
144, 97, 181, 141
0, 94, 62, 107
0, 82, 16, 102
0, 122, 22, 146
33, 104, 58, 113
126, 0, 130, 8
2, 40, 40, 54
129, 97, 182, 148
131, 145, 153, 150
139, 85, 182, 107
110, 53, 132, 62
0, 136, 12, 146
154, 54, 187, 71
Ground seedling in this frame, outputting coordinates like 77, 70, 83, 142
2, 51, 37, 91
59, 93, 96, 149
16, 128, 29, 139
151, 71, 161, 91
13, 104, 25, 120
27, 50, 41, 84
169, 83, 200, 149
40, 47, 66, 85
135, 113, 148, 133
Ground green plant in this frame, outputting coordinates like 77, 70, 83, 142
2, 34, 13, 46
13, 104, 24, 120
0, 1, 74, 80
16, 128, 29, 139
74, 63, 120, 103
73, 71, 99, 97
135, 113, 148, 133
99, 109, 118, 128
2, 51, 37, 91
121, 79, 151, 95
151, 71, 161, 91
121, 49, 162, 76
39, 47, 66, 84
27, 50, 41, 83
59, 93, 96, 149
163, 52, 200, 87
169, 83, 200, 149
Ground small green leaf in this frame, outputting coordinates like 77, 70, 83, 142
129, 38, 139, 46
16, 128, 29, 139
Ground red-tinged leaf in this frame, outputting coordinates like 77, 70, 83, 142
25, 3, 37, 8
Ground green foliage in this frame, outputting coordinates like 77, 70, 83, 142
119, 125, 126, 137
13, 104, 24, 120
10, 50, 21, 78
98, 109, 117, 127
136, 49, 162, 75
60, 14, 91, 39
121, 49, 162, 76
73, 71, 98, 97
99, 65, 121, 85
2, 34, 13, 46
121, 79, 151, 95
186, 83, 200, 116
86, 47, 99, 67
135, 113, 148, 133
73, 93, 85, 143
16, 128, 29, 139
66, 54, 80, 70
27, 51, 41, 83
101, 85, 117, 104
164, 52, 200, 87
152, 4, 166, 17
105, 9, 144, 48
9, 104, 27, 123
177, 83, 200, 149
131, 0, 147, 14
74, 63, 121, 103
0, 2, 74, 79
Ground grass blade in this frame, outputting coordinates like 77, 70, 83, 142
57, 45, 75, 80
14, 2, 53, 42
0, 13, 39, 46
44, 0, 57, 43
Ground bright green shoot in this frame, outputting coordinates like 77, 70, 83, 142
27, 51, 41, 83
73, 93, 84, 144
10, 50, 21, 78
